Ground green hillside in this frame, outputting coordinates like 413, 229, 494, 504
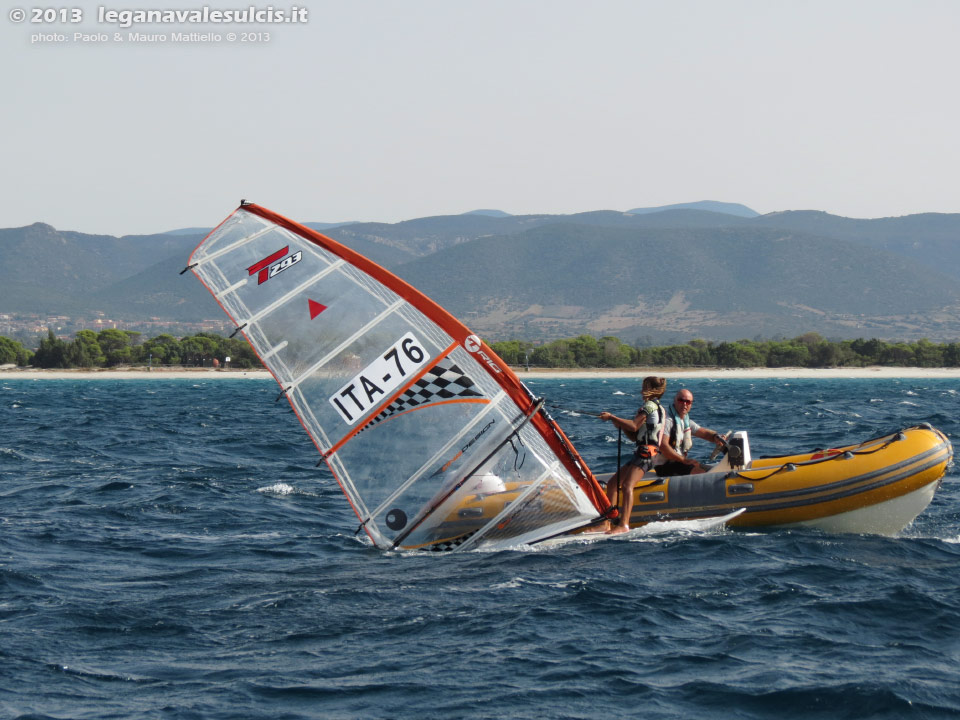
751, 211, 960, 281
3, 208, 960, 341
395, 224, 960, 342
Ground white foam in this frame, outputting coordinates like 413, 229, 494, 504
257, 482, 298, 495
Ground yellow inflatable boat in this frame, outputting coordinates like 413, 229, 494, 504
599, 423, 952, 536
426, 424, 952, 548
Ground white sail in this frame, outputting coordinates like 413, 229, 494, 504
187, 203, 610, 551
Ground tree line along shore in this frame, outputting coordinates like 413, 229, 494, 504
490, 333, 960, 369
0, 330, 259, 369
2, 329, 960, 371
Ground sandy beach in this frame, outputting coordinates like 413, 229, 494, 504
3, 366, 960, 380
513, 366, 960, 380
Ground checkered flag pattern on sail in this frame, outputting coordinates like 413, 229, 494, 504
360, 358, 484, 431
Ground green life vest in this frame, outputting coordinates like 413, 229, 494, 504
668, 404, 693, 454
635, 399, 665, 457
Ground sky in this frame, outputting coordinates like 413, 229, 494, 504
2, 0, 958, 236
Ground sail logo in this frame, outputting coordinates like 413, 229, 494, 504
247, 246, 303, 285
463, 334, 502, 374
433, 418, 496, 476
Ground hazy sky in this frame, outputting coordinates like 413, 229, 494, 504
3, 0, 958, 235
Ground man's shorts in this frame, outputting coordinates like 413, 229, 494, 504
654, 460, 695, 477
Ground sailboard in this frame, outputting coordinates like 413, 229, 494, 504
185, 203, 611, 552
529, 508, 746, 549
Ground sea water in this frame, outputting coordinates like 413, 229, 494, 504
1, 377, 958, 719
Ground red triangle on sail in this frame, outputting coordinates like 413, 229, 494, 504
308, 299, 327, 319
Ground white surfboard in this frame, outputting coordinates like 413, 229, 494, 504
530, 508, 746, 549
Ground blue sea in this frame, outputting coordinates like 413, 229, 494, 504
2, 376, 959, 720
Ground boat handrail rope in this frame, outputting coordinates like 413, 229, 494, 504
727, 428, 915, 482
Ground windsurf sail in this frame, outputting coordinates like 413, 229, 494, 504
186, 203, 610, 551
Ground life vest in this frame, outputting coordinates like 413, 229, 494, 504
668, 404, 694, 455
635, 399, 666, 459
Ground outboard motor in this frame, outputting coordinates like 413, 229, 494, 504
725, 431, 752, 470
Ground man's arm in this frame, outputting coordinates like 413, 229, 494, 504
694, 427, 726, 447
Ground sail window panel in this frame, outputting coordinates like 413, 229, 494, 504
215, 277, 249, 300
462, 471, 597, 549
362, 402, 560, 549
447, 424, 599, 550
385, 470, 517, 551
260, 340, 288, 361
303, 358, 507, 494
356, 392, 507, 525
477, 514, 595, 550
190, 211, 270, 271
361, 396, 517, 516
193, 225, 277, 272
314, 389, 519, 540
394, 303, 456, 359
337, 262, 403, 309
240, 271, 404, 386
191, 213, 303, 300
288, 385, 336, 454
241, 321, 295, 382
322, 450, 378, 537
287, 311, 454, 447
205, 235, 337, 333
332, 267, 458, 365
336, 399, 512, 545
392, 428, 586, 550
452, 461, 563, 552
192, 226, 251, 311
193, 260, 233, 306
513, 417, 560, 471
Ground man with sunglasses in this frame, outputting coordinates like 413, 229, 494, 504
653, 389, 725, 476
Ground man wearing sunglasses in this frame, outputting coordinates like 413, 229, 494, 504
653, 390, 725, 476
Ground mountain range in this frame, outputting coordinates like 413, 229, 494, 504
2, 202, 959, 343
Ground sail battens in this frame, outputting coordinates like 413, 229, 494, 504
192, 225, 276, 268
217, 277, 249, 299
260, 340, 288, 361
357, 390, 509, 528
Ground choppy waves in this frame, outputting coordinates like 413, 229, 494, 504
1, 378, 958, 719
